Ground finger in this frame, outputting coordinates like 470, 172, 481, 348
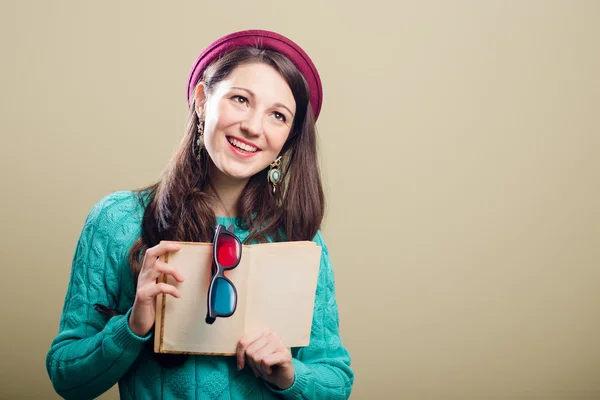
142, 242, 181, 271
237, 328, 268, 370
251, 342, 278, 375
152, 260, 184, 283
142, 282, 181, 300
237, 329, 267, 370
261, 352, 287, 376
245, 333, 271, 359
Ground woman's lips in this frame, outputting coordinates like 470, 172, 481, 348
226, 137, 260, 159
227, 136, 259, 151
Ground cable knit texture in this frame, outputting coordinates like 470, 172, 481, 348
46, 191, 354, 399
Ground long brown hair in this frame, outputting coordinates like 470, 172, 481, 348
128, 47, 325, 278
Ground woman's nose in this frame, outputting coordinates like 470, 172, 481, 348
240, 110, 263, 137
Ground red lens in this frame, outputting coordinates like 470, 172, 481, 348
216, 234, 240, 268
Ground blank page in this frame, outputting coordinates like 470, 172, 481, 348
244, 242, 322, 347
158, 242, 249, 355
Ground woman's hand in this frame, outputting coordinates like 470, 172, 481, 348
128, 242, 184, 337
236, 328, 295, 390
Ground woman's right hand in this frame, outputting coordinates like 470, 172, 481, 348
129, 242, 184, 337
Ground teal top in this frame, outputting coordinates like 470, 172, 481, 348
46, 191, 354, 399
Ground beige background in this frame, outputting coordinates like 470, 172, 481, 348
1, 0, 599, 399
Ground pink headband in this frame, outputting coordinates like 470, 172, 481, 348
186, 29, 323, 120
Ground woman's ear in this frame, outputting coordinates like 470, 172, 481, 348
194, 82, 207, 118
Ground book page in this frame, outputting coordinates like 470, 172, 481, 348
157, 241, 249, 355
244, 242, 322, 348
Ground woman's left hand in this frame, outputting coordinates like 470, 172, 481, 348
236, 328, 295, 390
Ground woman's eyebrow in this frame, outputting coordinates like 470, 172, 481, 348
231, 86, 255, 97
231, 86, 295, 117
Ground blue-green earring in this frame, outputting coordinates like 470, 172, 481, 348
268, 156, 282, 193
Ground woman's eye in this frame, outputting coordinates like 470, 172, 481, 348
273, 112, 286, 122
232, 95, 248, 104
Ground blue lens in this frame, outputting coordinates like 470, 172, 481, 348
211, 277, 236, 315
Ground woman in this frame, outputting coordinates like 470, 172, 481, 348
46, 30, 353, 399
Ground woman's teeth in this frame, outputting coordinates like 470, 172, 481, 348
228, 137, 258, 153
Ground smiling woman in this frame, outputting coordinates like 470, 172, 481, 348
198, 61, 297, 182
45, 30, 354, 399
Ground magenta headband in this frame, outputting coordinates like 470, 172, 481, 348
186, 29, 323, 120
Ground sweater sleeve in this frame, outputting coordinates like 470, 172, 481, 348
266, 230, 354, 399
46, 192, 151, 400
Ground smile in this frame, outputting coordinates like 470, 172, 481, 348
227, 136, 259, 153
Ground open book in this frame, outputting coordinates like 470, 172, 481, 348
154, 240, 322, 355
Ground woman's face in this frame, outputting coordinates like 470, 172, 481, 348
196, 62, 296, 182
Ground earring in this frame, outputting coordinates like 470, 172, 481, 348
268, 156, 282, 193
194, 116, 204, 162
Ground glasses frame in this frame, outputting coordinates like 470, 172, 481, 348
205, 224, 242, 324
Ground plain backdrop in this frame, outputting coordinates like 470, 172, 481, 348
1, 1, 599, 399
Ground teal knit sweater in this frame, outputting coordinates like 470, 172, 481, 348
46, 191, 354, 399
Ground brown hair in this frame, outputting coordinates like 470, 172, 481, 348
128, 47, 325, 278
